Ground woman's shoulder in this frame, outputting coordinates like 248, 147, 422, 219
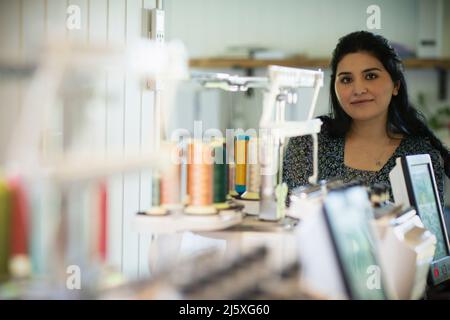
401, 134, 443, 164
402, 134, 438, 152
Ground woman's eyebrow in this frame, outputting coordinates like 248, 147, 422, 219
362, 67, 382, 73
337, 71, 352, 77
337, 67, 382, 77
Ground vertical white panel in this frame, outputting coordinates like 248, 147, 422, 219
46, 0, 67, 40
122, 0, 142, 280
89, 0, 108, 46
137, 0, 154, 279
21, 0, 46, 156
138, 90, 154, 279
126, 0, 141, 43
86, 0, 111, 271
61, 0, 87, 156
140, 0, 150, 38
22, 0, 61, 172
0, 0, 21, 162
63, 0, 91, 269
45, 0, 66, 159
86, 0, 107, 155
43, 0, 65, 175
106, 0, 126, 274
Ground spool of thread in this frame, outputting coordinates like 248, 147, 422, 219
160, 168, 181, 208
160, 145, 182, 211
186, 142, 193, 204
0, 180, 11, 280
180, 141, 189, 205
226, 138, 238, 198
8, 177, 31, 278
185, 141, 217, 215
242, 137, 260, 200
146, 174, 167, 215
211, 140, 229, 209
234, 135, 249, 196
98, 181, 108, 263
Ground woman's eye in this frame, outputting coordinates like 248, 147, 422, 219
365, 73, 378, 80
340, 76, 352, 84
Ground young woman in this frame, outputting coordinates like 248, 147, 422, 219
283, 31, 449, 205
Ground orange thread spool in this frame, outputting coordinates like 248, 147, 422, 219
160, 145, 182, 210
185, 141, 216, 214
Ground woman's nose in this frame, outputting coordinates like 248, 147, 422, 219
353, 80, 368, 95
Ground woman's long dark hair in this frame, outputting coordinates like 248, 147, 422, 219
326, 30, 450, 177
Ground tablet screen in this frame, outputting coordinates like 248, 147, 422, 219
323, 187, 386, 299
410, 164, 448, 260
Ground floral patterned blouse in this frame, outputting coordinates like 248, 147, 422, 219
282, 118, 445, 206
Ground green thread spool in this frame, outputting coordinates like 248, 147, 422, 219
212, 141, 228, 207
0, 180, 11, 280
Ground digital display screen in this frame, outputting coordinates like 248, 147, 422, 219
324, 187, 386, 300
410, 164, 448, 260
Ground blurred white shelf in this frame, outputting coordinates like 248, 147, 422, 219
132, 209, 243, 234
43, 151, 170, 183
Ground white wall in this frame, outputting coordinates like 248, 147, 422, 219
165, 0, 419, 58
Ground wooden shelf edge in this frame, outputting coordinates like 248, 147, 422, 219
403, 58, 450, 69
189, 57, 330, 69
189, 57, 450, 70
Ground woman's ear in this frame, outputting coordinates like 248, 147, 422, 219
393, 81, 400, 96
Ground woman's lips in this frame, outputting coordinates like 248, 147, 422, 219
350, 99, 374, 105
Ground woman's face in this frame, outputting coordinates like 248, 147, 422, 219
334, 51, 399, 122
